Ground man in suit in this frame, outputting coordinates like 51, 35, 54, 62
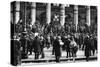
64, 37, 71, 58
33, 36, 41, 59
40, 36, 45, 58
53, 36, 61, 63
52, 36, 56, 55
83, 35, 91, 61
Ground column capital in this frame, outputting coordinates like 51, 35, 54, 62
60, 4, 65, 10
15, 2, 20, 11
31, 2, 36, 9
86, 6, 90, 11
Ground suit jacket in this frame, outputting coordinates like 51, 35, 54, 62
33, 38, 41, 53
53, 39, 61, 56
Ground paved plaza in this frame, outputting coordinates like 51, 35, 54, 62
21, 46, 97, 64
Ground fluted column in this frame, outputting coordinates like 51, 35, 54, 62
74, 5, 78, 32
86, 6, 91, 26
15, 2, 20, 24
60, 4, 65, 26
46, 3, 51, 24
31, 2, 36, 25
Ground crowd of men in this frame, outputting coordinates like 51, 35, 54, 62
12, 31, 97, 65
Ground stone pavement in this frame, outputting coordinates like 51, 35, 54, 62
21, 59, 97, 66
21, 47, 97, 63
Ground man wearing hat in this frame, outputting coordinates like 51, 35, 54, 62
64, 36, 71, 58
83, 35, 91, 61
33, 36, 41, 59
53, 36, 61, 62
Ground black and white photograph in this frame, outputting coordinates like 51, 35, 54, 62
10, 1, 98, 66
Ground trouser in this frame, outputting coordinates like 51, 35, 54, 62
66, 51, 71, 58
52, 47, 55, 55
86, 56, 89, 61
29, 47, 32, 55
35, 52, 39, 59
79, 44, 81, 49
90, 49, 95, 56
85, 49, 90, 61
55, 56, 60, 62
41, 48, 45, 58
41, 52, 44, 58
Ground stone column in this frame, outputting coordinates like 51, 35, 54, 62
60, 4, 65, 26
31, 2, 36, 25
74, 5, 78, 32
86, 6, 91, 26
15, 2, 20, 24
46, 3, 51, 24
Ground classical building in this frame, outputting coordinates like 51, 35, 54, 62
11, 1, 97, 36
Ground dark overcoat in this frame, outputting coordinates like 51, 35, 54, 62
84, 37, 91, 57
64, 38, 70, 52
33, 37, 41, 54
53, 39, 61, 57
